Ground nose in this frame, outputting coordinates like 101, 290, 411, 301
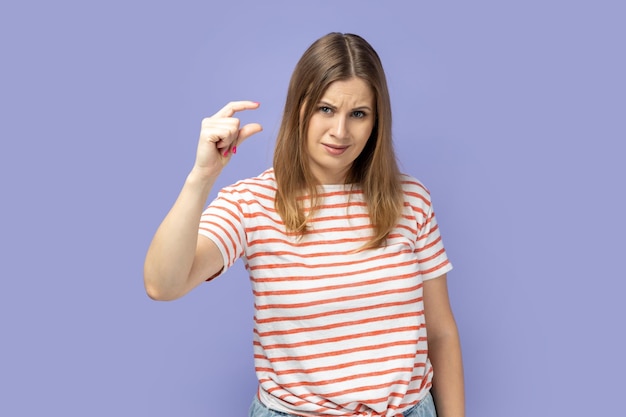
330, 115, 349, 140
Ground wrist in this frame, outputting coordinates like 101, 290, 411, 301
185, 168, 219, 193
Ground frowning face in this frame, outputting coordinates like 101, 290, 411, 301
305, 77, 375, 184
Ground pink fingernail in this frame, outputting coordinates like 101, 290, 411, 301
232, 146, 237, 154
223, 149, 229, 157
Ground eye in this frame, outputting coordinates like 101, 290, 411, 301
352, 110, 366, 118
319, 106, 333, 114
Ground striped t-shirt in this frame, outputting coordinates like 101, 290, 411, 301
199, 168, 452, 417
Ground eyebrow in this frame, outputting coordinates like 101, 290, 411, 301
318, 100, 373, 112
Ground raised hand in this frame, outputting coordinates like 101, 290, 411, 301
193, 101, 263, 178
144, 101, 263, 300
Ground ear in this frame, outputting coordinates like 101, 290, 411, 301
299, 98, 309, 122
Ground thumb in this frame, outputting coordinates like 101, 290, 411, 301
237, 123, 263, 145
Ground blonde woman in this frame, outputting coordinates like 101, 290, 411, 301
144, 32, 464, 417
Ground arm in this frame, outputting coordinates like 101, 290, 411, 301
423, 273, 465, 417
143, 101, 263, 301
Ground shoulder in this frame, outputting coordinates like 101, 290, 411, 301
217, 168, 277, 202
221, 168, 276, 191
399, 173, 433, 209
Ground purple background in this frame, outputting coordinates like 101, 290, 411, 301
1, 1, 625, 416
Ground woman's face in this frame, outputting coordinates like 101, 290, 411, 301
305, 77, 375, 184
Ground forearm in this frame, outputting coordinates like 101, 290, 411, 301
143, 170, 217, 300
428, 329, 465, 417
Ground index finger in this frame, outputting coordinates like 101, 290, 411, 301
212, 101, 260, 118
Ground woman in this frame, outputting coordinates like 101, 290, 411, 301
144, 32, 464, 417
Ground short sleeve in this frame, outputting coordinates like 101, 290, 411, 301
402, 176, 453, 281
198, 187, 246, 278
415, 201, 453, 280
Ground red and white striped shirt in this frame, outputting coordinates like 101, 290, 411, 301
199, 169, 452, 416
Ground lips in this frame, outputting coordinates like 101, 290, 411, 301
322, 143, 349, 156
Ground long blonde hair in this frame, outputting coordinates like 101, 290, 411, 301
273, 32, 403, 249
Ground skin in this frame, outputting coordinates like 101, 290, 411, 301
143, 95, 465, 416
305, 77, 375, 184
423, 274, 466, 417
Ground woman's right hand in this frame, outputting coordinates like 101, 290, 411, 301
192, 100, 263, 179
144, 101, 263, 301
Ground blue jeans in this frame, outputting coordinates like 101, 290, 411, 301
248, 391, 437, 417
